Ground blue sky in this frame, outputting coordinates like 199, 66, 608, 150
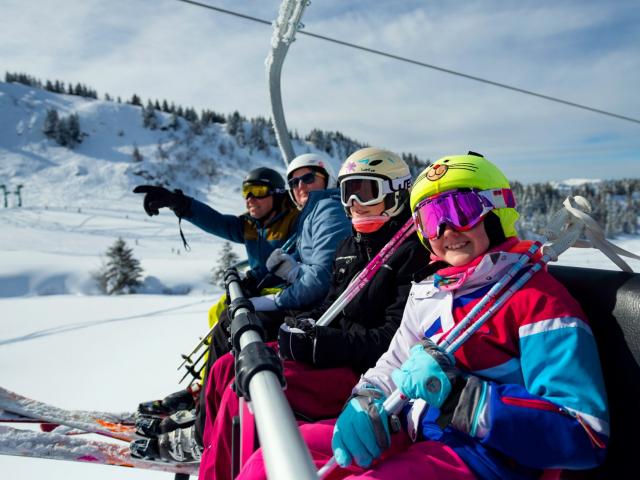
2, 0, 639, 182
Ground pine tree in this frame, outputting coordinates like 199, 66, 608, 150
67, 113, 82, 147
132, 144, 143, 162
43, 108, 59, 137
94, 238, 144, 294
142, 101, 158, 129
54, 117, 70, 146
211, 242, 240, 288
130, 94, 142, 106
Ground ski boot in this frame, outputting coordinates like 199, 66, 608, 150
130, 409, 202, 462
137, 382, 201, 416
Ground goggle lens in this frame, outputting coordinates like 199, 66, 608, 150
413, 190, 492, 240
242, 184, 271, 199
340, 178, 382, 206
288, 172, 319, 189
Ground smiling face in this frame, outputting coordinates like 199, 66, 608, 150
290, 167, 327, 207
429, 221, 490, 266
245, 194, 274, 221
350, 200, 386, 218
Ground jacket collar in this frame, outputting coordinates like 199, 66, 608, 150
431, 238, 541, 291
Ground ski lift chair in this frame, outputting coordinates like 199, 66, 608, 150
549, 265, 640, 479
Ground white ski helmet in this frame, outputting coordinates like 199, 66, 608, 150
286, 153, 337, 208
338, 147, 413, 217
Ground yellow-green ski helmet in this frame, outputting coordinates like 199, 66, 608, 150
410, 152, 519, 245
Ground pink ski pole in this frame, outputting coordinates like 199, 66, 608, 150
316, 218, 416, 327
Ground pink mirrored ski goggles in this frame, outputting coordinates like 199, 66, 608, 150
413, 188, 516, 240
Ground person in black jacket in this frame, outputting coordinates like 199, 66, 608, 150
197, 148, 436, 480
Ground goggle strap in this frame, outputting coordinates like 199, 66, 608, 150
386, 174, 413, 194
479, 188, 516, 209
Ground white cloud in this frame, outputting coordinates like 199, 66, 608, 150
1, 0, 639, 182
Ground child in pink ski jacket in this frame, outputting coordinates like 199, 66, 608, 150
237, 152, 609, 480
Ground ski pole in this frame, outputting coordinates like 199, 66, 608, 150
316, 218, 416, 327
177, 326, 215, 371
177, 234, 299, 371
178, 345, 209, 384
437, 241, 542, 352
252, 233, 299, 293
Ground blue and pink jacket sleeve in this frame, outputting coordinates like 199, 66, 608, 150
468, 275, 609, 470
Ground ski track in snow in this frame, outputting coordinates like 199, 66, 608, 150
0, 298, 209, 346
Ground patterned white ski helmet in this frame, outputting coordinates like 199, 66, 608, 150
338, 147, 412, 217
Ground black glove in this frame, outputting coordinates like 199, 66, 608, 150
240, 270, 260, 297
277, 316, 316, 364
133, 185, 191, 218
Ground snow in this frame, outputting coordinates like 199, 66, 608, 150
550, 178, 603, 188
1, 81, 640, 479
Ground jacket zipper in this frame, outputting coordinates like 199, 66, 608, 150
501, 396, 606, 448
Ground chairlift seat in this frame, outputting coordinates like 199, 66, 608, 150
549, 265, 640, 479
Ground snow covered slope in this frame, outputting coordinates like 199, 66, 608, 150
1, 80, 640, 479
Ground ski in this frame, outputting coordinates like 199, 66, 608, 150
0, 386, 137, 442
0, 424, 198, 475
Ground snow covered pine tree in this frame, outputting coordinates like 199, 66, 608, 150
211, 241, 240, 288
95, 238, 144, 294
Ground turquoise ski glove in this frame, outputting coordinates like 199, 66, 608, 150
331, 386, 391, 468
391, 339, 459, 408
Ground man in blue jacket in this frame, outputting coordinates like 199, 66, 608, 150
205, 153, 352, 361
133, 167, 298, 289
250, 153, 353, 312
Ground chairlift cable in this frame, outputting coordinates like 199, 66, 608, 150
175, 0, 640, 125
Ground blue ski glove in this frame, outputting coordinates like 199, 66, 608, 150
391, 339, 460, 408
277, 317, 315, 363
331, 386, 391, 468
266, 248, 300, 282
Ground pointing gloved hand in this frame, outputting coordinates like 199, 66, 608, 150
331, 385, 393, 468
133, 185, 191, 218
266, 248, 300, 282
277, 317, 316, 363
391, 338, 462, 408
